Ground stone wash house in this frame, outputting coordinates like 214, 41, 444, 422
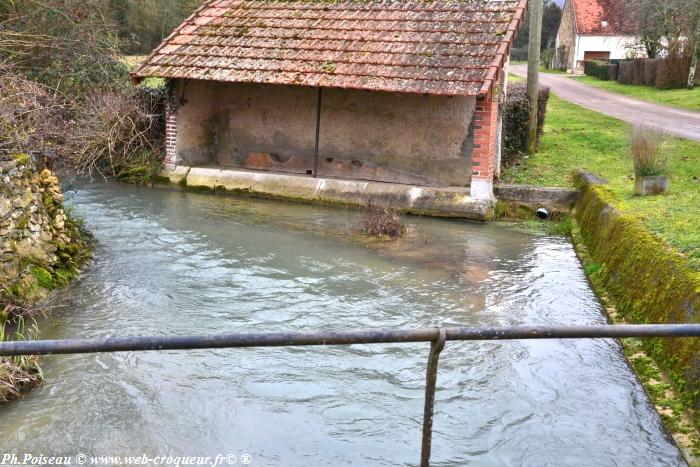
555, 0, 642, 71
132, 0, 526, 201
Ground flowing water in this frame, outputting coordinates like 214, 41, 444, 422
0, 182, 684, 466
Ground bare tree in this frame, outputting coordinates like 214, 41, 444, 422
683, 0, 700, 88
109, 0, 203, 54
624, 0, 687, 57
0, 0, 126, 94
624, 0, 700, 87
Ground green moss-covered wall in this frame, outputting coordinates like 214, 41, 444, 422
0, 154, 92, 401
1, 160, 91, 305
575, 182, 700, 425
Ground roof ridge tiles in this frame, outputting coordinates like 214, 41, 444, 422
199, 24, 507, 35
166, 43, 499, 58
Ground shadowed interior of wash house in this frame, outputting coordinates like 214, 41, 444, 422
173, 80, 476, 186
132, 0, 527, 198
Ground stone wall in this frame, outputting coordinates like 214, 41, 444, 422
573, 172, 700, 427
0, 154, 89, 303
556, 0, 576, 70
171, 80, 476, 187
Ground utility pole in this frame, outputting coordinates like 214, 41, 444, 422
688, 16, 699, 89
526, 0, 543, 154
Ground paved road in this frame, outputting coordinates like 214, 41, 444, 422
510, 64, 700, 142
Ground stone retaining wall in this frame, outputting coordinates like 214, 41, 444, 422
0, 154, 88, 303
574, 172, 700, 425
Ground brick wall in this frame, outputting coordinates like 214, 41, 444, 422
470, 86, 500, 191
164, 100, 178, 169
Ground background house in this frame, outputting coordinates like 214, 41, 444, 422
555, 0, 643, 71
132, 0, 526, 200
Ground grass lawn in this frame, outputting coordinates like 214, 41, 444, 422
501, 94, 700, 269
571, 75, 700, 112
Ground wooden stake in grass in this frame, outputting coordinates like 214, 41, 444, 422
526, 0, 543, 154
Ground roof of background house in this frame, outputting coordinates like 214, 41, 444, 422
572, 0, 634, 35
131, 0, 526, 96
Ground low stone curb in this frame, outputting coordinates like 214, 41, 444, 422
494, 183, 579, 212
160, 166, 495, 221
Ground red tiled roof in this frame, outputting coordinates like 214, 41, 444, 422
573, 0, 635, 35
131, 0, 526, 96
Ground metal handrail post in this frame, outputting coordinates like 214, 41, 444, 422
421, 328, 447, 467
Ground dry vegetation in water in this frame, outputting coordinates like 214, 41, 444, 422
0, 301, 43, 401
68, 88, 165, 180
359, 199, 406, 240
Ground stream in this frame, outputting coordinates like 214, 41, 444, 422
0, 182, 684, 466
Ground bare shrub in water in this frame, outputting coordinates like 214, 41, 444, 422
630, 126, 666, 176
359, 198, 406, 239
0, 313, 42, 401
66, 87, 165, 179
0, 357, 41, 401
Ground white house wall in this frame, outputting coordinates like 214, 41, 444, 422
574, 35, 645, 67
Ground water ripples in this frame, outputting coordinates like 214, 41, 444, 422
0, 183, 684, 466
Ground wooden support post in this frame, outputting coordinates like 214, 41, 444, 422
526, 0, 543, 154
313, 87, 323, 177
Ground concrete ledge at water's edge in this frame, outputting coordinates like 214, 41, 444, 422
158, 166, 495, 220
494, 184, 580, 214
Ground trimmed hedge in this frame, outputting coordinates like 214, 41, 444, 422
600, 56, 694, 89
656, 54, 693, 89
584, 60, 613, 80
502, 83, 550, 166
643, 59, 658, 87
618, 59, 644, 85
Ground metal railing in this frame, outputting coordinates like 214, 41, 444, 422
2, 324, 699, 466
